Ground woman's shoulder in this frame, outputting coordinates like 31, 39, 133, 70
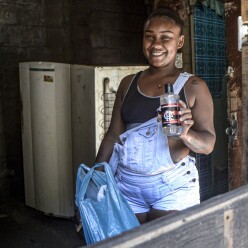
184, 74, 208, 90
184, 74, 212, 108
118, 72, 140, 100
120, 73, 137, 86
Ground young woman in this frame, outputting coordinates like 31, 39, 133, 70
95, 0, 216, 224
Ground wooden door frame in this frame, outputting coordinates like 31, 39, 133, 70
226, 0, 248, 189
225, 0, 243, 190
241, 1, 248, 186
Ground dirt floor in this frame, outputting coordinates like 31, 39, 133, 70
0, 200, 86, 248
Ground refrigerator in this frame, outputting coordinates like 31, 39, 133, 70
19, 62, 74, 217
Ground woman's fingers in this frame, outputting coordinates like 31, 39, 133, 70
182, 119, 194, 126
158, 100, 193, 126
178, 100, 193, 127
179, 100, 187, 108
179, 111, 192, 122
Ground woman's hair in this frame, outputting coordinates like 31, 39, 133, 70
145, 0, 187, 34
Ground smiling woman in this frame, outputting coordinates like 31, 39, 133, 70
143, 18, 184, 73
94, 0, 216, 224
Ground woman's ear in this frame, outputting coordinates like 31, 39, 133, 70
178, 35, 184, 49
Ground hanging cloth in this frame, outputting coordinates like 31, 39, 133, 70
194, 0, 225, 18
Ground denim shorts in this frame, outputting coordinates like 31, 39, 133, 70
115, 156, 200, 213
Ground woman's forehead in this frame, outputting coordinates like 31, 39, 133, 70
144, 17, 180, 32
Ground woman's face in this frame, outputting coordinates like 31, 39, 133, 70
143, 16, 184, 68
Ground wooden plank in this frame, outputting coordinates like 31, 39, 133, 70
241, 0, 248, 185
226, 0, 243, 190
242, 47, 248, 185
224, 209, 233, 248
85, 185, 248, 248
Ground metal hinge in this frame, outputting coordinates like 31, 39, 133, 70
226, 114, 238, 148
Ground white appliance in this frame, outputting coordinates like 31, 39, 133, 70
70, 65, 148, 175
19, 62, 74, 217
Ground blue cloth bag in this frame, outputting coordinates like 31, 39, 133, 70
75, 162, 140, 245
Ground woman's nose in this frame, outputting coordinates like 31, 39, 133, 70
152, 39, 162, 48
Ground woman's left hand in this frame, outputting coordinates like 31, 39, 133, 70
178, 100, 194, 137
157, 100, 193, 135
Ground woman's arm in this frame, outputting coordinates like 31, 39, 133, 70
179, 76, 216, 155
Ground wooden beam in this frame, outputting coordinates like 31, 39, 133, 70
226, 0, 243, 190
242, 0, 248, 184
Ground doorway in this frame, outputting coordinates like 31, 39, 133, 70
191, 1, 228, 201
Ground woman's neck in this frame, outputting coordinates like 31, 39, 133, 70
145, 66, 181, 82
147, 65, 179, 77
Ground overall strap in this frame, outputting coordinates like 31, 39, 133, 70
174, 72, 194, 107
173, 72, 194, 94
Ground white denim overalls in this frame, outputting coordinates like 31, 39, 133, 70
109, 72, 200, 213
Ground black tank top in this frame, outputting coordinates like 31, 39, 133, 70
121, 72, 186, 125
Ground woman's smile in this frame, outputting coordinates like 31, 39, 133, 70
151, 50, 166, 57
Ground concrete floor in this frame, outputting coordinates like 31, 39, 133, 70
0, 200, 86, 248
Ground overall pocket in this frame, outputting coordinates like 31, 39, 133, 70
120, 124, 158, 174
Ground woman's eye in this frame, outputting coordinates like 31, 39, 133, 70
145, 35, 154, 40
161, 36, 170, 41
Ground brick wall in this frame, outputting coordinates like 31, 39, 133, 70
72, 0, 148, 64
0, 0, 147, 200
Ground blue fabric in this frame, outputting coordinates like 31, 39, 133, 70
193, 4, 227, 201
194, 4, 226, 97
75, 162, 140, 245
194, 0, 225, 17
